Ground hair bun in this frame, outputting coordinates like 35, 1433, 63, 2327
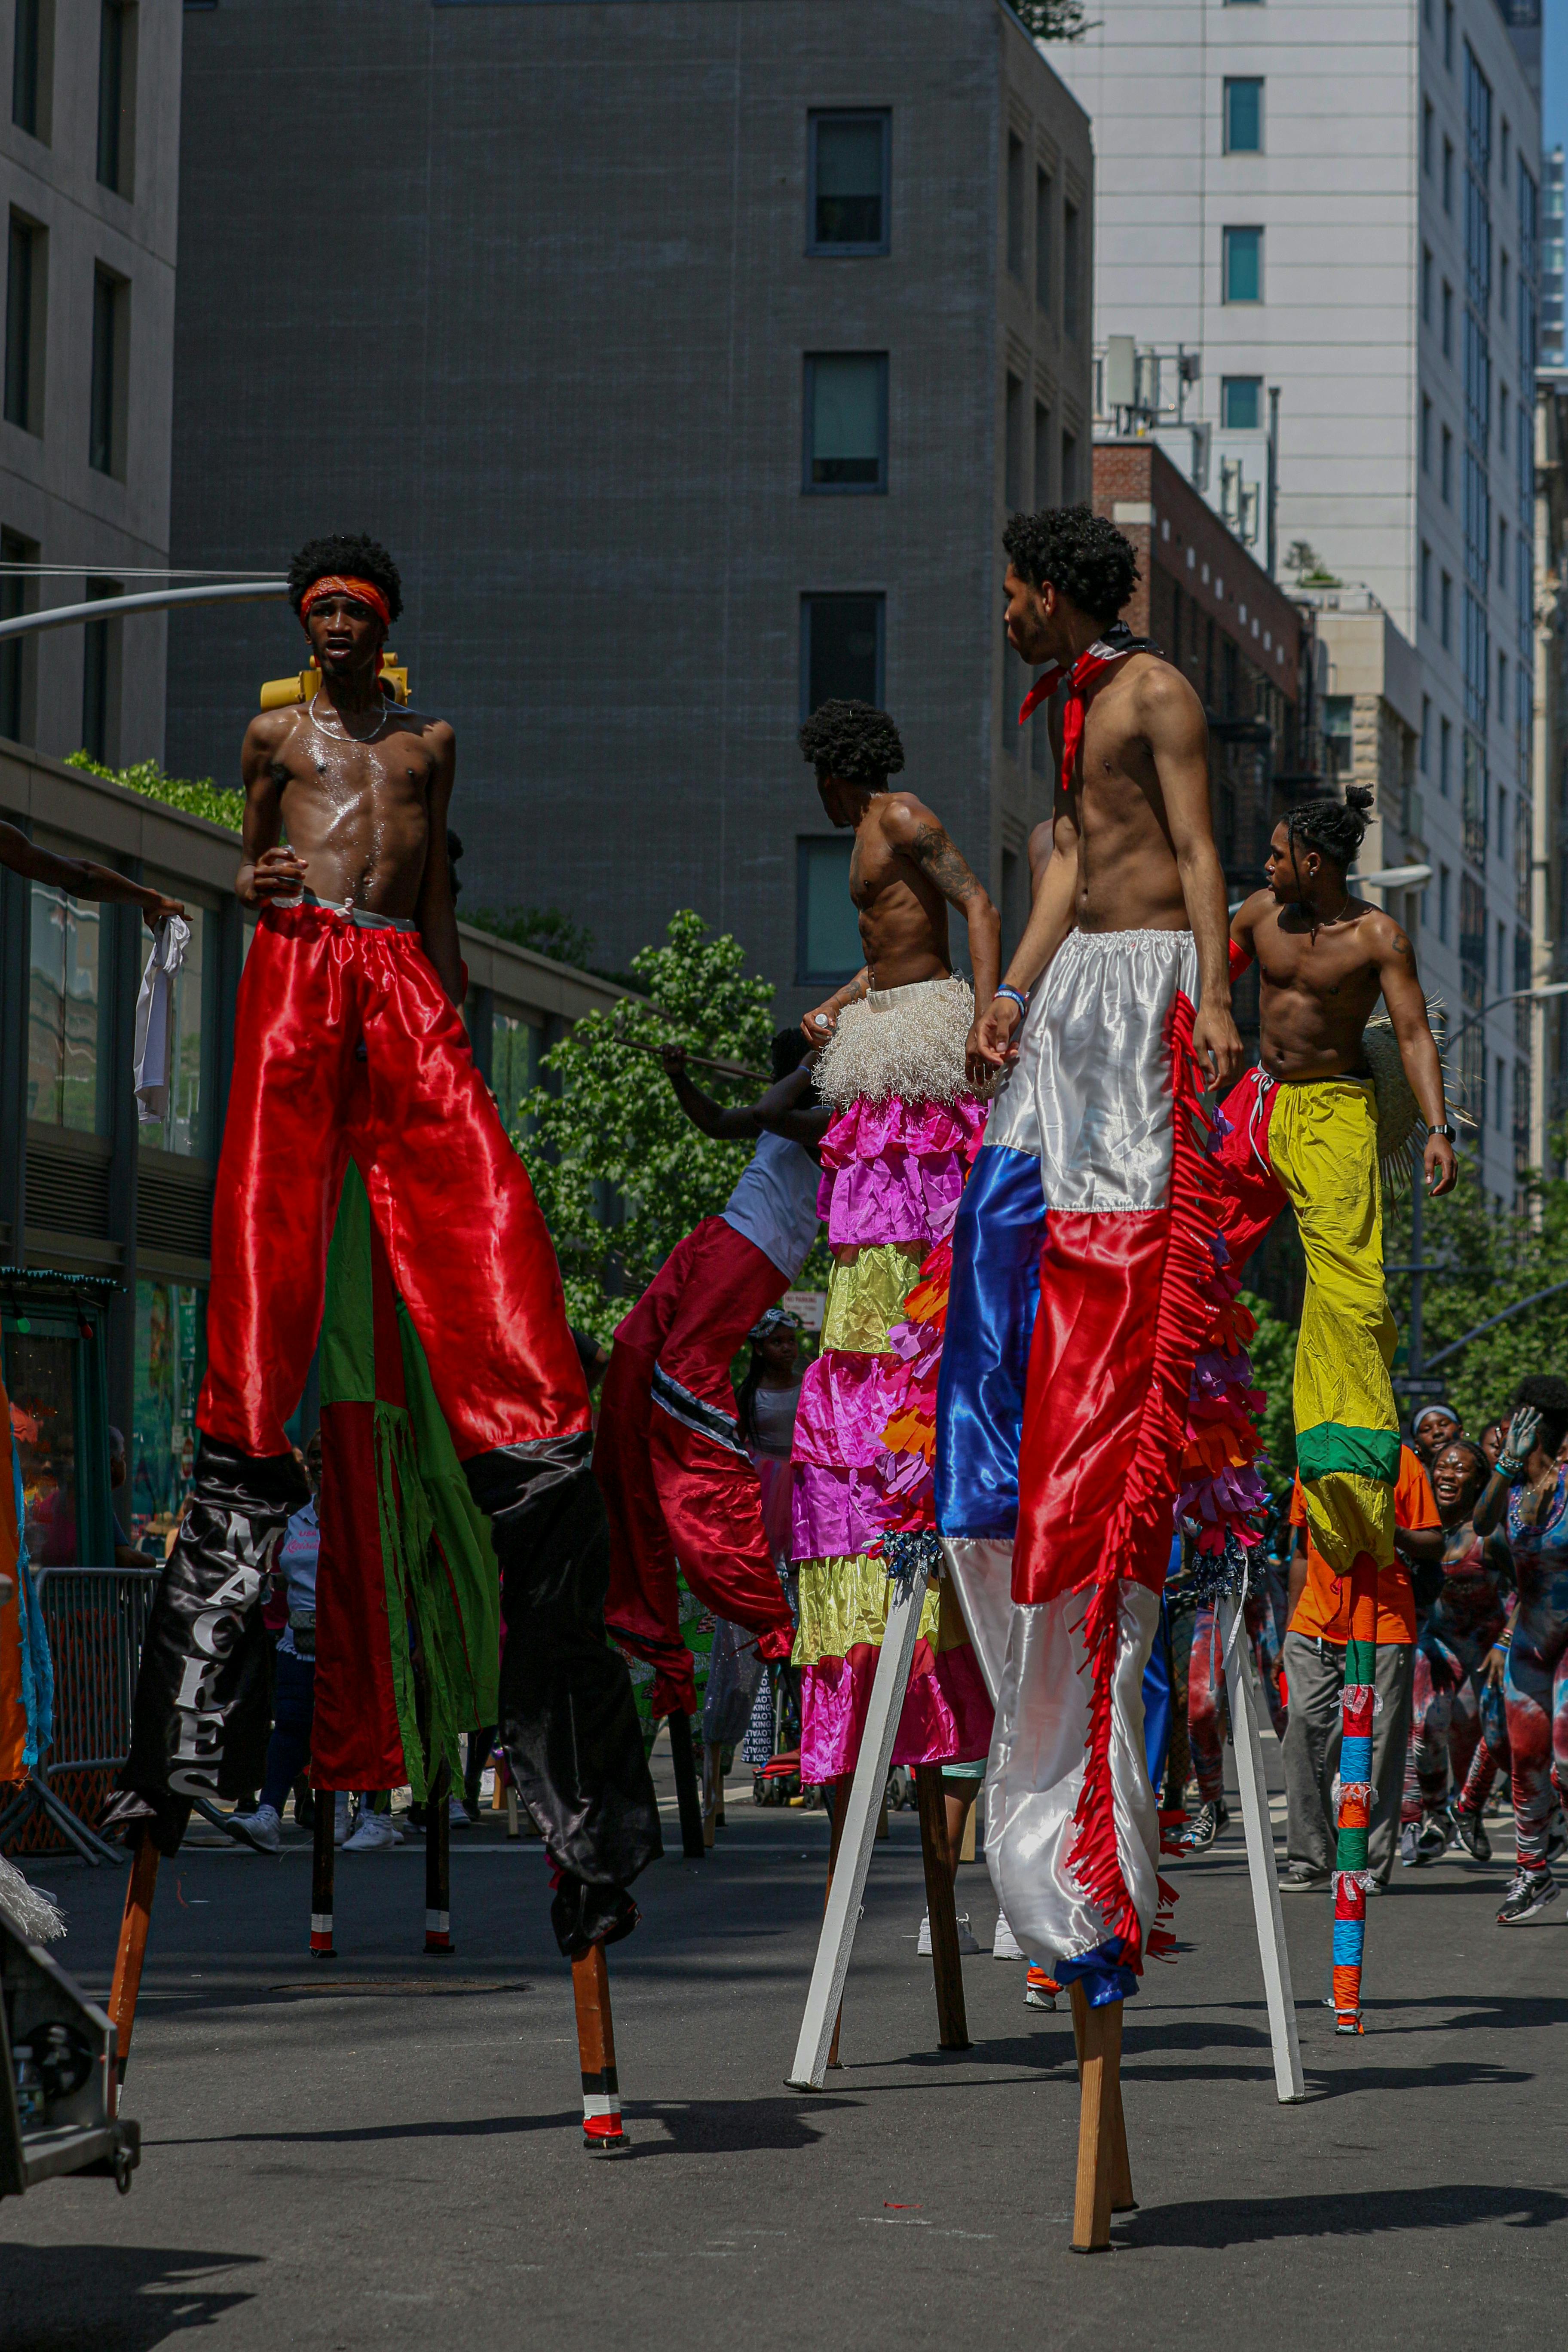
1345, 786, 1375, 812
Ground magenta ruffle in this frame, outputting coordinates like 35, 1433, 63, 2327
793, 1348, 905, 1469
800, 1638, 995, 1783
792, 1462, 906, 1561
815, 1095, 987, 1249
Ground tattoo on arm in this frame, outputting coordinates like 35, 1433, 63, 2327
1391, 930, 1418, 976
910, 821, 983, 906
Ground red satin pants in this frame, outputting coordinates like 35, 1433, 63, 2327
598, 1216, 796, 1717
198, 903, 588, 1461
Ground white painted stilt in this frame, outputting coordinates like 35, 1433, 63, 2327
1217, 1592, 1306, 2104
786, 1566, 928, 2091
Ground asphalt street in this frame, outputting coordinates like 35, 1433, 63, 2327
0, 1734, 1563, 2352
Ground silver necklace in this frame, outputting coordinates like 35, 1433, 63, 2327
307, 690, 391, 746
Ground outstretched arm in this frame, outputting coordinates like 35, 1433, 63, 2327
1376, 918, 1456, 1196
0, 819, 183, 928
1141, 667, 1242, 1092
413, 725, 462, 1006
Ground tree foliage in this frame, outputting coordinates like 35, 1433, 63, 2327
1013, 0, 1095, 36
1240, 1289, 1298, 1499
66, 751, 244, 834
1382, 1144, 1568, 1434
516, 910, 784, 1339
467, 902, 597, 972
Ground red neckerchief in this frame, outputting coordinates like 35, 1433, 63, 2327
1018, 629, 1154, 794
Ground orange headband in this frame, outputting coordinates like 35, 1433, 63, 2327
298, 574, 391, 627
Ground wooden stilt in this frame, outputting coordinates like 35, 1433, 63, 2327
1069, 1982, 1134, 2248
310, 1788, 337, 1958
824, 1777, 848, 2069
107, 1831, 160, 2106
425, 1760, 453, 1953
914, 1764, 971, 2052
702, 1741, 720, 1849
571, 1940, 629, 2155
505, 1785, 520, 1838
666, 1711, 705, 1858
1217, 1593, 1306, 2102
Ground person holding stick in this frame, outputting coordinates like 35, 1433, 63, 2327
600, 1031, 828, 1727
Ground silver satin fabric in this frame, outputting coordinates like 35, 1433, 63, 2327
986, 1580, 1162, 1966
943, 1537, 1014, 1704
986, 928, 1198, 1214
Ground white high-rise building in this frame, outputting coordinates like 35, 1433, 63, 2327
1053, 0, 1541, 1195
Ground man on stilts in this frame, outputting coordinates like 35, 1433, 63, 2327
105, 535, 660, 2150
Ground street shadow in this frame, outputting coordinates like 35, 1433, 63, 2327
159, 2095, 856, 2159
1364, 1991, 1568, 2034
1300, 2059, 1530, 2101
1119, 2183, 1568, 2250
0, 2244, 261, 2350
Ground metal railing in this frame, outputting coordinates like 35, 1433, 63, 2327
0, 1567, 161, 1866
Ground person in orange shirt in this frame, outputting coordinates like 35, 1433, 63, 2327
1279, 1441, 1442, 1891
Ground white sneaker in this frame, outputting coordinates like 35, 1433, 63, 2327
992, 1911, 1025, 1961
224, 1803, 281, 1856
916, 1911, 981, 1956
334, 1792, 350, 1847
343, 1811, 398, 1854
448, 1796, 470, 1826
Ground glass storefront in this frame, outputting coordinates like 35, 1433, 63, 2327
26, 882, 103, 1133
129, 1280, 205, 1546
7, 1332, 82, 1567
492, 1008, 541, 1140
138, 907, 214, 1158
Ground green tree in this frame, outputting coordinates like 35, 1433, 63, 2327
518, 910, 788, 1338
66, 751, 244, 833
1382, 1144, 1568, 1434
1240, 1289, 1298, 1499
1014, 0, 1095, 35
467, 903, 597, 971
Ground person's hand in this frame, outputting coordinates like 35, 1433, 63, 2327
1499, 1404, 1543, 1480
237, 845, 307, 906
659, 1042, 688, 1078
1425, 1132, 1458, 1196
968, 994, 1022, 1079
802, 993, 842, 1047
1192, 1002, 1244, 1096
143, 890, 185, 929
1483, 1643, 1508, 1689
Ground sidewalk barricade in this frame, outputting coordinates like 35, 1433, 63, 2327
0, 1567, 161, 1865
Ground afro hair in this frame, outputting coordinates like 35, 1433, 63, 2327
798, 699, 906, 786
287, 533, 403, 625
1285, 786, 1373, 872
1001, 505, 1139, 629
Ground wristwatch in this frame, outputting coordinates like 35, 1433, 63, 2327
1430, 1122, 1458, 1143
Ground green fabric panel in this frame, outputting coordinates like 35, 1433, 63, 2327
395, 1295, 500, 1738
373, 1401, 435, 1799
320, 1165, 377, 1407
1295, 1423, 1401, 1485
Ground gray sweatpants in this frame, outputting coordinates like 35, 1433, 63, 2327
1280, 1630, 1415, 1886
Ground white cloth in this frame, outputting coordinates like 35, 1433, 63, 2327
720, 1131, 820, 1282
133, 913, 191, 1124
749, 1380, 802, 1459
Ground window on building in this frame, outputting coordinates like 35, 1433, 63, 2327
802, 353, 887, 492
1421, 695, 1431, 775
490, 1009, 541, 1140
1500, 250, 1510, 322
1494, 1055, 1506, 1129
1499, 512, 1508, 579
4, 212, 44, 434
807, 111, 890, 254
1440, 712, 1452, 796
1035, 168, 1052, 313
1499, 386, 1508, 453
1495, 916, 1507, 992
1422, 245, 1433, 324
138, 905, 212, 1158
1063, 200, 1081, 338
1224, 79, 1264, 154
27, 880, 104, 1133
89, 266, 127, 477
1223, 225, 1262, 303
95, 0, 134, 197
1033, 398, 1052, 505
800, 591, 883, 716
1498, 648, 1508, 725
1322, 696, 1354, 785
12, 0, 49, 142
797, 838, 863, 984
1420, 394, 1431, 472
1443, 137, 1454, 215
1005, 371, 1024, 510
130, 1280, 205, 1547
1439, 862, 1452, 942
1007, 132, 1025, 281
1421, 542, 1432, 622
1061, 426, 1078, 502
81, 575, 121, 763
1423, 98, 1433, 178
1441, 422, 1452, 502
1222, 376, 1262, 429
1444, 0, 1454, 69
1441, 570, 1452, 649
1442, 278, 1454, 357
0, 526, 36, 744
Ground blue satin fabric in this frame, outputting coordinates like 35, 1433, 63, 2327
935, 1145, 1045, 1538
1053, 1937, 1139, 2007
1141, 1595, 1173, 1795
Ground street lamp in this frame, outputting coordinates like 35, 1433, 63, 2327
1439, 980, 1568, 1059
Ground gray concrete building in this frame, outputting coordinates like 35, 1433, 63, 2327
0, 0, 181, 768
164, 0, 1093, 1015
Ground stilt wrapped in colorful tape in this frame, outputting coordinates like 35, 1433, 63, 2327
1332, 1563, 1378, 2033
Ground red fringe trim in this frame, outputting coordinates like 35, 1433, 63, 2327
1062, 993, 1218, 1974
